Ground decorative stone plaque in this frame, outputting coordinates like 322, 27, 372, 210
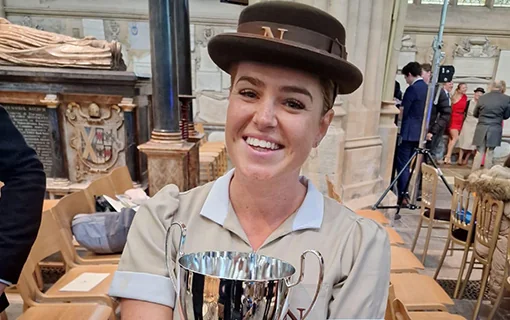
63, 102, 126, 182
3, 104, 53, 175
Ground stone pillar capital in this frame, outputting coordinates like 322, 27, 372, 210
40, 94, 60, 109
118, 97, 137, 112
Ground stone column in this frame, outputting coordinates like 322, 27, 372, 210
118, 97, 138, 182
301, 102, 346, 194
40, 94, 67, 180
138, 0, 198, 196
379, 100, 400, 186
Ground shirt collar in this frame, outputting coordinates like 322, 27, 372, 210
200, 169, 324, 231
412, 77, 423, 85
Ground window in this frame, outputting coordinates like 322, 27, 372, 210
494, 0, 510, 6
421, 0, 447, 4
457, 0, 486, 5
408, 0, 414, 3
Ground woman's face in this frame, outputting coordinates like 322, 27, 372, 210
458, 84, 467, 94
225, 61, 333, 181
474, 91, 483, 100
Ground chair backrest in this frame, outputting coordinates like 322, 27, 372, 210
506, 232, 510, 290
421, 163, 439, 215
385, 283, 397, 320
450, 176, 477, 233
51, 190, 95, 260
473, 193, 504, 262
109, 166, 134, 194
325, 175, 342, 203
18, 211, 74, 307
84, 175, 117, 205
392, 299, 412, 320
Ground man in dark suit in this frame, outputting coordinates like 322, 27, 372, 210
396, 62, 428, 204
0, 106, 46, 313
472, 80, 510, 171
426, 82, 452, 160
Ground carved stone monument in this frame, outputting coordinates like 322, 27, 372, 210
453, 36, 499, 95
0, 19, 151, 197
0, 68, 151, 198
0, 18, 125, 70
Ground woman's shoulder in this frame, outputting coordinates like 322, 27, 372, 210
140, 181, 216, 222
322, 196, 388, 239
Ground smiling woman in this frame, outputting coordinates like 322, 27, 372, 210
109, 2, 391, 320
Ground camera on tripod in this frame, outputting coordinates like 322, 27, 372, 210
438, 65, 455, 83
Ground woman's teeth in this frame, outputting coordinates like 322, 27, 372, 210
246, 137, 280, 150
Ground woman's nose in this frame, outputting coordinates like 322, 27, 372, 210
253, 100, 277, 129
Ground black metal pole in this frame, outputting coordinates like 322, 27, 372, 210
148, 0, 181, 136
175, 0, 194, 125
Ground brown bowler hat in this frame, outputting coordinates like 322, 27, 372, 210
208, 1, 363, 95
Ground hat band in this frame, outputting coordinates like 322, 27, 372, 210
237, 21, 347, 59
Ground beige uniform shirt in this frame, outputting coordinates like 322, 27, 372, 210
109, 170, 391, 319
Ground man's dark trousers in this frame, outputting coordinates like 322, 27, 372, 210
396, 140, 419, 198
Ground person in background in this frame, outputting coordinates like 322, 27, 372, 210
396, 62, 427, 206
472, 80, 510, 171
443, 83, 467, 164
421, 63, 431, 84
0, 106, 46, 316
457, 87, 485, 166
421, 62, 451, 161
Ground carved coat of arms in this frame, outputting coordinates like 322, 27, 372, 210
65, 102, 125, 180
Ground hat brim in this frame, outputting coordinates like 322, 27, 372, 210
208, 33, 363, 95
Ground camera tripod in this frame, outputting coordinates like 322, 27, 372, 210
372, 145, 453, 219
372, 0, 454, 219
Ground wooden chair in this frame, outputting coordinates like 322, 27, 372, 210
51, 190, 121, 265
388, 282, 464, 320
17, 211, 118, 311
109, 165, 134, 194
84, 175, 117, 206
325, 175, 389, 225
488, 231, 510, 320
391, 246, 425, 273
42, 199, 59, 212
393, 298, 466, 320
386, 227, 405, 245
458, 193, 504, 320
356, 209, 389, 224
391, 273, 454, 312
411, 163, 451, 264
434, 176, 477, 299
18, 303, 114, 320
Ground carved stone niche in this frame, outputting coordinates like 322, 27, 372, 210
0, 66, 151, 197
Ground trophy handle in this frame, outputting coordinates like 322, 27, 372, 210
164, 222, 187, 292
284, 250, 325, 320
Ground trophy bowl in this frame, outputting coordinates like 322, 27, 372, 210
166, 222, 324, 320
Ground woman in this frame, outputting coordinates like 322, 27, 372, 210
108, 2, 390, 320
457, 87, 485, 166
444, 83, 468, 164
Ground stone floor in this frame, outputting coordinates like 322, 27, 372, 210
4, 164, 510, 319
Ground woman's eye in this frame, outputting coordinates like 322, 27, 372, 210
284, 99, 305, 110
239, 90, 257, 99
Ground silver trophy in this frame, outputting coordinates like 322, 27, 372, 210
165, 222, 325, 320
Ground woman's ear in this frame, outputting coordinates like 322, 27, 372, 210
315, 108, 335, 147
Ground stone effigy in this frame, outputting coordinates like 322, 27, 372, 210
0, 18, 126, 70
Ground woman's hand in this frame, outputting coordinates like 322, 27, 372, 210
120, 299, 173, 320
